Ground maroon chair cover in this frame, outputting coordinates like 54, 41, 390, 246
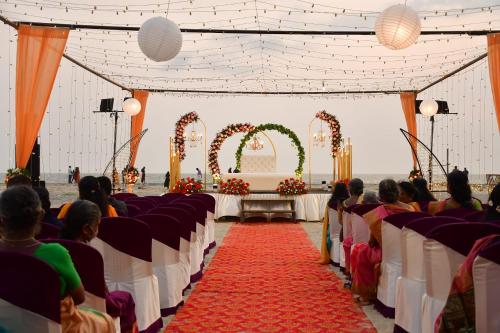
405, 216, 465, 237
0, 251, 61, 323
112, 193, 138, 201
477, 237, 500, 265
384, 212, 430, 230
148, 207, 197, 234
35, 222, 61, 240
425, 222, 500, 257
99, 217, 152, 262
191, 194, 216, 213
143, 196, 163, 204
352, 203, 383, 217
435, 207, 477, 219
49, 207, 61, 218
134, 214, 182, 251
184, 197, 208, 220
343, 204, 359, 214
327, 199, 339, 210
43, 239, 106, 298
464, 210, 485, 222
161, 193, 186, 200
174, 202, 206, 226
124, 199, 156, 214
126, 204, 142, 218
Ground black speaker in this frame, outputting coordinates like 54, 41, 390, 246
415, 100, 450, 114
26, 139, 40, 182
99, 98, 114, 112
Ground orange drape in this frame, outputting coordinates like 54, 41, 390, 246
487, 33, 500, 132
129, 90, 149, 167
15, 25, 69, 168
400, 92, 418, 167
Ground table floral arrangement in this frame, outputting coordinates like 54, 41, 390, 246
4, 168, 30, 185
172, 177, 203, 194
277, 178, 307, 196
219, 178, 250, 195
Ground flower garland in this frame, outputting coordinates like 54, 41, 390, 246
208, 123, 255, 178
4, 168, 30, 185
408, 168, 423, 181
277, 178, 307, 196
315, 110, 342, 157
219, 178, 250, 195
174, 111, 199, 161
235, 123, 305, 177
172, 177, 203, 194
124, 166, 139, 184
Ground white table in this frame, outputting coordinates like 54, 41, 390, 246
210, 192, 330, 221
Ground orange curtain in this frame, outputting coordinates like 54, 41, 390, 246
15, 25, 69, 168
487, 33, 500, 132
400, 92, 418, 167
129, 90, 149, 167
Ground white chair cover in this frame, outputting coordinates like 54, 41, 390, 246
151, 240, 183, 311
351, 213, 370, 245
377, 221, 402, 310
421, 239, 466, 333
473, 255, 500, 333
190, 221, 206, 278
0, 298, 61, 333
328, 207, 341, 264
82, 293, 121, 333
395, 228, 427, 333
203, 212, 216, 251
91, 238, 161, 332
179, 238, 191, 290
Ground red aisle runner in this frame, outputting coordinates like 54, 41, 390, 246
165, 223, 376, 333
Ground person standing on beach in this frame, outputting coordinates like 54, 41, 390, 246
196, 168, 202, 181
164, 172, 170, 189
141, 166, 146, 185
68, 166, 73, 184
72, 167, 81, 184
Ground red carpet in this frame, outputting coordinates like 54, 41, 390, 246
165, 223, 376, 333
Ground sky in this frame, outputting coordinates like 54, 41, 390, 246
0, 0, 499, 178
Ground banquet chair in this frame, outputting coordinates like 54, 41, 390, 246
184, 196, 210, 254
126, 204, 142, 218
464, 210, 485, 222
112, 193, 138, 201
134, 214, 185, 316
36, 222, 61, 240
340, 204, 358, 270
191, 193, 217, 250
91, 217, 162, 333
435, 207, 476, 218
473, 238, 500, 333
351, 203, 382, 245
148, 206, 198, 289
124, 199, 156, 213
421, 222, 500, 333
143, 196, 163, 204
394, 216, 464, 333
376, 211, 429, 318
328, 203, 341, 266
0, 252, 61, 333
160, 193, 186, 202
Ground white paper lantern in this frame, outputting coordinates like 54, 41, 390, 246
419, 99, 439, 117
375, 4, 421, 50
138, 17, 183, 62
123, 98, 141, 116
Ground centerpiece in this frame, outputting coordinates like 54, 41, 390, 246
219, 178, 250, 195
172, 177, 203, 194
277, 178, 307, 196
124, 166, 139, 193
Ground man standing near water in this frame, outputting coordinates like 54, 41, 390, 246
68, 166, 73, 184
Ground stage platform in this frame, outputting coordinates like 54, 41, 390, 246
209, 192, 330, 221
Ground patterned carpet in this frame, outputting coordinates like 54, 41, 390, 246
165, 223, 376, 333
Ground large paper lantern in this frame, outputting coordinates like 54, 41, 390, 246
123, 98, 141, 116
419, 99, 438, 117
138, 17, 183, 62
375, 4, 421, 50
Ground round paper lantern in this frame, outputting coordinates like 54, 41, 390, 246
138, 17, 183, 62
375, 4, 421, 50
419, 99, 438, 117
123, 98, 141, 116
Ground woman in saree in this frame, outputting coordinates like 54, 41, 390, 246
350, 179, 415, 304
397, 181, 421, 212
61, 200, 137, 333
320, 182, 349, 264
58, 176, 118, 220
428, 170, 482, 215
0, 186, 115, 333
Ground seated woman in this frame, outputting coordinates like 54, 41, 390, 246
483, 183, 500, 222
58, 176, 118, 219
412, 177, 437, 202
60, 200, 137, 333
0, 186, 115, 332
350, 179, 415, 304
397, 181, 421, 212
33, 186, 63, 228
320, 182, 349, 264
428, 170, 482, 215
